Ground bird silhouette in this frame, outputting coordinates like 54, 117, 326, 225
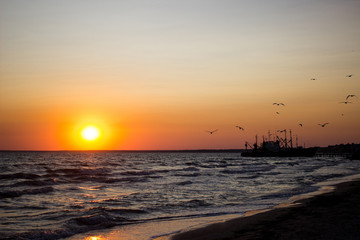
345, 74, 353, 78
346, 94, 358, 100
273, 103, 285, 106
339, 101, 352, 104
235, 126, 244, 131
310, 78, 316, 81
299, 123, 303, 127
318, 123, 329, 127
206, 129, 218, 134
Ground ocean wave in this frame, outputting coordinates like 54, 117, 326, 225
2, 228, 73, 240
174, 180, 193, 186
174, 172, 201, 177
0, 187, 54, 199
11, 178, 57, 187
49, 167, 111, 176
121, 169, 170, 176
68, 211, 133, 228
105, 207, 147, 214
0, 172, 40, 180
179, 199, 211, 208
182, 167, 200, 171
220, 169, 248, 174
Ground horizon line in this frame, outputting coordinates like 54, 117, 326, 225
0, 148, 245, 152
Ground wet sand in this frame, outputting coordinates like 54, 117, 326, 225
170, 180, 360, 240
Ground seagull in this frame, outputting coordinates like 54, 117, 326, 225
310, 78, 316, 81
345, 74, 353, 78
273, 103, 285, 106
346, 94, 358, 100
299, 123, 303, 127
318, 123, 329, 127
206, 129, 218, 134
339, 101, 352, 104
235, 126, 244, 131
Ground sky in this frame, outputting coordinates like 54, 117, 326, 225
0, 0, 359, 150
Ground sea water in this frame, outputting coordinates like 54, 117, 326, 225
1, 151, 360, 240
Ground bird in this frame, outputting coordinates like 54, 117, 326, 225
346, 94, 358, 100
276, 112, 280, 115
345, 74, 353, 78
339, 101, 352, 104
235, 126, 244, 131
299, 123, 303, 127
310, 78, 316, 81
318, 123, 329, 127
277, 129, 286, 133
206, 129, 218, 134
273, 103, 285, 106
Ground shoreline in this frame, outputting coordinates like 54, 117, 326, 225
66, 174, 360, 240
166, 177, 360, 240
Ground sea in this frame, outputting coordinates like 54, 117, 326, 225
1, 151, 360, 240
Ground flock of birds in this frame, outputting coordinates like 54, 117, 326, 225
206, 74, 357, 135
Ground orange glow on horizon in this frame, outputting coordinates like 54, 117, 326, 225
55, 114, 126, 150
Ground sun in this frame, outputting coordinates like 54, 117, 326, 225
81, 126, 101, 141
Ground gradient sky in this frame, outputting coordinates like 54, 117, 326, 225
1, 0, 359, 150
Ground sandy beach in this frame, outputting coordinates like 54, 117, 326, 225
169, 179, 360, 240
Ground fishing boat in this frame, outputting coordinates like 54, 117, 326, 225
241, 129, 318, 157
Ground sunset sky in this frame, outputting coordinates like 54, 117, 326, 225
1, 0, 359, 150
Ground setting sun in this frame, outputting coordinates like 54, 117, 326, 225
81, 126, 101, 141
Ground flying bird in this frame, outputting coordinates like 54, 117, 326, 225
206, 129, 218, 134
235, 126, 244, 131
299, 123, 303, 127
345, 74, 353, 78
310, 78, 316, 81
273, 103, 285, 106
276, 112, 280, 115
346, 94, 358, 100
339, 101, 352, 104
318, 123, 329, 127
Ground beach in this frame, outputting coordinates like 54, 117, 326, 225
169, 179, 360, 240
67, 177, 360, 240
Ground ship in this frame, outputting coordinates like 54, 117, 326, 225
241, 129, 318, 157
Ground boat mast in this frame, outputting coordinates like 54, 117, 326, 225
255, 134, 258, 150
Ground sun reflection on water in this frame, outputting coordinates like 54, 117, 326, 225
86, 236, 104, 240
